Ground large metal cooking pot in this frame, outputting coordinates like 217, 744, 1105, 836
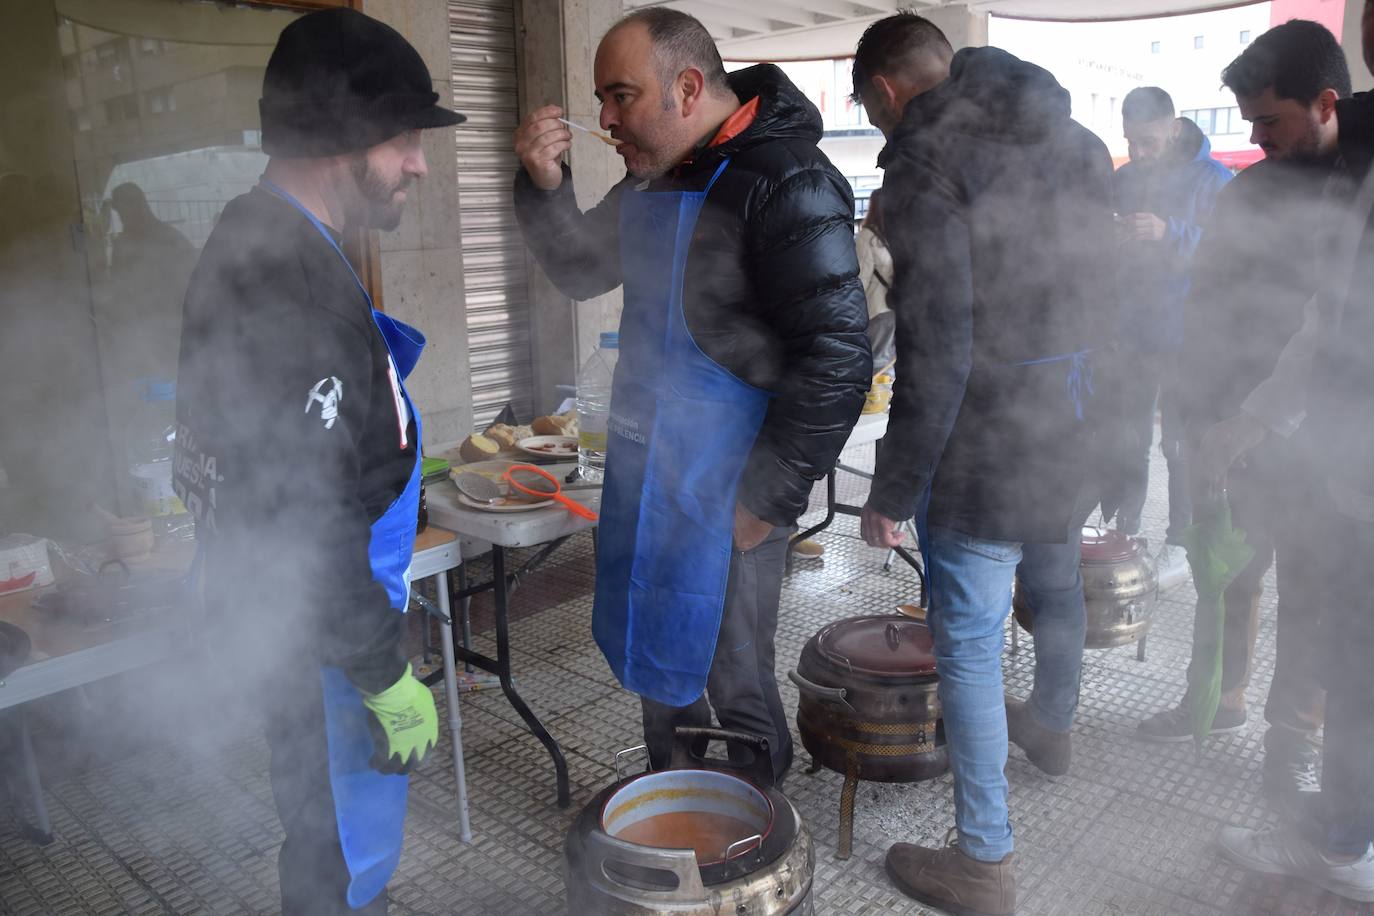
1013, 527, 1158, 652
789, 613, 947, 859
564, 728, 813, 915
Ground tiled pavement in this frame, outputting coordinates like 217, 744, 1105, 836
2, 435, 1365, 916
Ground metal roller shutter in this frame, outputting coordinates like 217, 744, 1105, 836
450, 0, 533, 428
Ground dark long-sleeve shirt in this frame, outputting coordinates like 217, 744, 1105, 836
174, 187, 413, 694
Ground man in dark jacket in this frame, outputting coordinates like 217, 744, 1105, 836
1210, 8, 1374, 901
1144, 23, 1349, 812
173, 11, 458, 913
1103, 87, 1230, 574
853, 14, 1115, 915
512, 8, 870, 780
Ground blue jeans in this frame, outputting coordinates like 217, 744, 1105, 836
924, 525, 1085, 862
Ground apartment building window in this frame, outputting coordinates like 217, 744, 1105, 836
1240, 30, 1251, 44
1194, 35, 1204, 49
1151, 40, 1161, 54
103, 93, 139, 123
145, 88, 176, 114
1181, 106, 1244, 136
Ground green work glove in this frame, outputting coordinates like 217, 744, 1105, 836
359, 664, 438, 775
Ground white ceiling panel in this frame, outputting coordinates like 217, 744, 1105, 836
623, 0, 1265, 59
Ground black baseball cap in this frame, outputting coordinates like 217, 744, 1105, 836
259, 8, 465, 158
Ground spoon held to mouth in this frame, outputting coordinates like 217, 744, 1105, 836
557, 117, 621, 147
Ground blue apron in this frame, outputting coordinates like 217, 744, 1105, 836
262, 182, 425, 909
592, 160, 772, 707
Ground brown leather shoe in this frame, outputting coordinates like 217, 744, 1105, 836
884, 832, 1016, 916
1006, 697, 1071, 776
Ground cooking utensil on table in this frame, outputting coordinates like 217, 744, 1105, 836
453, 472, 503, 505
503, 465, 598, 521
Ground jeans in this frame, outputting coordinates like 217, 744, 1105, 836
640, 525, 795, 782
924, 523, 1086, 862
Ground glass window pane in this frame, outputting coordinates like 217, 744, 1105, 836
0, 0, 305, 530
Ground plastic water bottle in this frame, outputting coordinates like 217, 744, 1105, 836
126, 378, 195, 544
576, 332, 619, 483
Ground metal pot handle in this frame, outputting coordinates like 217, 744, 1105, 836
612, 744, 648, 781
787, 669, 855, 713
584, 829, 707, 903
669, 726, 775, 787
724, 833, 764, 860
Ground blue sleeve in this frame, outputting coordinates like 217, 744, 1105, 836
867, 159, 972, 522
1165, 163, 1231, 259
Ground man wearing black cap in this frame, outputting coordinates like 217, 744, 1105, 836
172, 9, 464, 914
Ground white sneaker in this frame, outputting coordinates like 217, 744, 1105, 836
1154, 543, 1190, 591
1217, 824, 1374, 902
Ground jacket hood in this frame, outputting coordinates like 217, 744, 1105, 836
1169, 116, 1212, 164
881, 47, 1070, 165
708, 64, 823, 158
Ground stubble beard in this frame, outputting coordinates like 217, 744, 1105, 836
349, 155, 407, 231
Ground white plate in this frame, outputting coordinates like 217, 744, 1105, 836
516, 435, 578, 460
449, 462, 556, 512
453, 491, 555, 513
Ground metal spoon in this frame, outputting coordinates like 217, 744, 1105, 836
454, 472, 502, 505
557, 117, 621, 147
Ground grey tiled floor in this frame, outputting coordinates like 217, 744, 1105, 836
2, 434, 1368, 915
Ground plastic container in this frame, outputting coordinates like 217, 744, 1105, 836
126, 378, 194, 544
576, 332, 619, 483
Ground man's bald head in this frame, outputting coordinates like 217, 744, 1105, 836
607, 8, 732, 108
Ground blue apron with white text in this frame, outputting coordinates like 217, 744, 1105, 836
262, 182, 424, 909
592, 160, 773, 707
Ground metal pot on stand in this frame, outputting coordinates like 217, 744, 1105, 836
564, 727, 814, 915
1013, 526, 1158, 659
789, 612, 947, 859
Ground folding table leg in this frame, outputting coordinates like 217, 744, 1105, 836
5, 707, 53, 845
491, 547, 571, 808
788, 469, 838, 574
435, 572, 473, 843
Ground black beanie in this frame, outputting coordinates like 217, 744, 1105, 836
259, 8, 465, 158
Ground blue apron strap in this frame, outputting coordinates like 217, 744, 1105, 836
259, 179, 371, 306
997, 348, 1096, 421
704, 159, 730, 193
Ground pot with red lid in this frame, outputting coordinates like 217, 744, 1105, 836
564, 727, 814, 915
788, 612, 947, 860
1013, 526, 1158, 657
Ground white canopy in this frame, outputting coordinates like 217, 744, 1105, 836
622, 0, 1264, 60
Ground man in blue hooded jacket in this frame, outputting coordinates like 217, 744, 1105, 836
1102, 87, 1230, 579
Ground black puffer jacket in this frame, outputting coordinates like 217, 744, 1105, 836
869, 48, 1117, 543
513, 65, 871, 526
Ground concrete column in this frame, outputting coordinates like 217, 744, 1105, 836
924, 3, 989, 50
1343, 0, 1372, 92
517, 0, 625, 412
364, 0, 474, 447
